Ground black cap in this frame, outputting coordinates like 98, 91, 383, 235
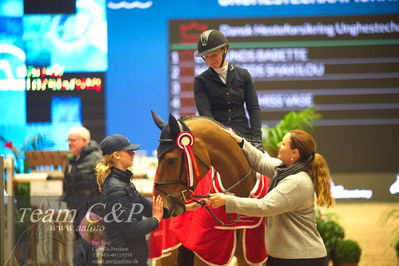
100, 134, 141, 155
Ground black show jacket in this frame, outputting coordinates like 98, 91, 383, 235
194, 63, 262, 142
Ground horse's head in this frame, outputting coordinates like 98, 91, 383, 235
151, 111, 210, 218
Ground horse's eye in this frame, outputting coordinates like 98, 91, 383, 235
167, 158, 177, 165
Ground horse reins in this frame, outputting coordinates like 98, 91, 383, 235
189, 167, 252, 226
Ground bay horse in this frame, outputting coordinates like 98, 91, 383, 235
150, 112, 268, 266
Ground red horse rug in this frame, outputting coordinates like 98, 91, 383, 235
149, 167, 270, 265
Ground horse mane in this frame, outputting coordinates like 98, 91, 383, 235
181, 115, 229, 130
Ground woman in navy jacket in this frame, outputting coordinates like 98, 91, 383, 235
194, 29, 264, 151
96, 134, 164, 266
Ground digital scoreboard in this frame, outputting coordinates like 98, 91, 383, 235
169, 14, 399, 173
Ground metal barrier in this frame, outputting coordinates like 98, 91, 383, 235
1, 155, 15, 266
0, 155, 4, 266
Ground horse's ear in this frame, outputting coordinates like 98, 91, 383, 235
168, 114, 181, 139
151, 110, 166, 130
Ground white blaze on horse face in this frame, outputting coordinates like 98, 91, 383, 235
157, 150, 188, 217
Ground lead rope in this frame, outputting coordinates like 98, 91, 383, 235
190, 168, 252, 226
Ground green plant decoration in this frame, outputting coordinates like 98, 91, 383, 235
394, 239, 399, 258
333, 239, 361, 264
262, 106, 321, 156
1, 133, 55, 173
316, 208, 345, 258
379, 208, 399, 257
393, 239, 399, 258
21, 134, 56, 152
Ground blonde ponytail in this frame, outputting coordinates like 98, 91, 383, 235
308, 153, 335, 208
95, 154, 114, 191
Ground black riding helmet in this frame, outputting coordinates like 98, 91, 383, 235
196, 29, 229, 68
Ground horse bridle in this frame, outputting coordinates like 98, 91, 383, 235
154, 150, 209, 204
154, 122, 253, 226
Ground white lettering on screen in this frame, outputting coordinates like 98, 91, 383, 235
219, 21, 399, 38
235, 63, 325, 78
257, 92, 314, 109
228, 48, 308, 62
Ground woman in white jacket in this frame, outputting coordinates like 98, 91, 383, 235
209, 129, 334, 266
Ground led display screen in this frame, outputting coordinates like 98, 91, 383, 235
26, 71, 105, 141
169, 15, 399, 173
24, 0, 76, 15
0, 0, 107, 154
23, 0, 107, 73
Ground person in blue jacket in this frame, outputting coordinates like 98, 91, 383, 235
96, 134, 164, 266
194, 29, 264, 152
